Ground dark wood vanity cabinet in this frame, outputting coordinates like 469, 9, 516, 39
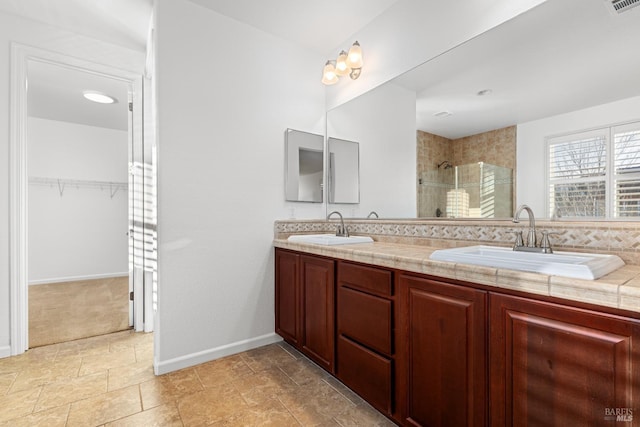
489, 293, 640, 427
336, 261, 395, 417
275, 249, 335, 372
276, 248, 640, 427
397, 273, 487, 427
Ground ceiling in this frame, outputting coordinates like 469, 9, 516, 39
393, 0, 640, 139
0, 0, 152, 51
4, 0, 398, 130
187, 0, 401, 55
7, 0, 639, 137
28, 61, 131, 131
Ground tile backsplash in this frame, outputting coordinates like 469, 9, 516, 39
275, 219, 640, 265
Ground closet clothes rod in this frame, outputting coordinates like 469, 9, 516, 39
28, 176, 128, 198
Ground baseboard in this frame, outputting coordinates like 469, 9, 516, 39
0, 345, 11, 359
154, 332, 283, 375
29, 272, 129, 285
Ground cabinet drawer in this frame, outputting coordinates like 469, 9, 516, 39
338, 286, 392, 355
338, 261, 392, 296
337, 335, 392, 415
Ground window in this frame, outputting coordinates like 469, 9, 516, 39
547, 121, 640, 219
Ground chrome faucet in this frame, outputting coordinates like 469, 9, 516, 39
513, 204, 537, 248
367, 211, 379, 219
512, 204, 555, 253
327, 211, 349, 237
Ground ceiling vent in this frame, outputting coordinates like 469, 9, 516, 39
606, 0, 640, 14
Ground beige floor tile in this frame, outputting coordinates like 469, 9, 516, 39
9, 357, 82, 393
0, 372, 17, 395
0, 331, 394, 426
66, 384, 141, 427
105, 402, 182, 427
0, 404, 70, 427
78, 347, 137, 376
241, 343, 298, 372
35, 371, 107, 412
233, 368, 298, 406
195, 354, 253, 388
278, 356, 330, 386
210, 398, 300, 426
108, 361, 156, 392
333, 403, 397, 427
55, 337, 111, 360
134, 343, 154, 363
139, 367, 203, 410
0, 387, 42, 423
177, 384, 247, 426
277, 378, 355, 426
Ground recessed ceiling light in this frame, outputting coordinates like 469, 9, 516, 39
477, 89, 493, 96
83, 90, 118, 104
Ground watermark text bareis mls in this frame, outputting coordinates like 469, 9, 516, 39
604, 408, 633, 422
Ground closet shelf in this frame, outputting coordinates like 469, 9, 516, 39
29, 176, 128, 197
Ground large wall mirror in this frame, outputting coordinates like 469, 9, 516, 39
285, 128, 324, 202
326, 0, 640, 219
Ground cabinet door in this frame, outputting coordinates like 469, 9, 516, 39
490, 293, 640, 426
301, 254, 335, 372
275, 249, 300, 345
398, 273, 487, 427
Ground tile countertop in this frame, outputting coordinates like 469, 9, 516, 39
273, 239, 640, 315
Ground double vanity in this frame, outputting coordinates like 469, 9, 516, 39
274, 218, 640, 426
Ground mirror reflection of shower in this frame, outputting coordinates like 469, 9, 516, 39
420, 161, 513, 218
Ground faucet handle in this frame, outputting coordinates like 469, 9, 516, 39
540, 230, 560, 253
512, 230, 524, 248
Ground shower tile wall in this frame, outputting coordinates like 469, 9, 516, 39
417, 126, 516, 217
417, 132, 453, 217
452, 126, 516, 170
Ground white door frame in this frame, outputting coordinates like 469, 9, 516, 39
9, 43, 146, 355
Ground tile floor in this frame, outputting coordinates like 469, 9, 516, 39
29, 277, 130, 347
0, 331, 395, 426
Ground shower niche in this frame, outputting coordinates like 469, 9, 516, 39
418, 162, 513, 218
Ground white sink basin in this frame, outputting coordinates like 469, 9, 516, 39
429, 245, 624, 280
287, 234, 374, 246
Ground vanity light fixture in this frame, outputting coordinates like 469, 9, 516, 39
322, 41, 363, 85
83, 90, 118, 104
321, 61, 339, 85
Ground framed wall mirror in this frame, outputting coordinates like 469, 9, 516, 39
285, 128, 324, 202
328, 137, 359, 204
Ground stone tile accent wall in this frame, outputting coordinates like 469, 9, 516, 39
274, 219, 640, 265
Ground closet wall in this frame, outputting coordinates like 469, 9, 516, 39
28, 117, 128, 284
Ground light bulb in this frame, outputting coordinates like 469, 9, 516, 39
321, 60, 338, 85
345, 41, 363, 69
335, 50, 350, 76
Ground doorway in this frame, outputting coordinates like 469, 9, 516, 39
26, 59, 132, 346
9, 44, 156, 354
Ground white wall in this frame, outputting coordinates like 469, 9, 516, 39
325, 0, 547, 110
154, 0, 326, 372
27, 118, 128, 283
517, 95, 640, 216
0, 12, 144, 356
327, 82, 416, 218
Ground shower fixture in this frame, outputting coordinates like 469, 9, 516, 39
437, 160, 453, 169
